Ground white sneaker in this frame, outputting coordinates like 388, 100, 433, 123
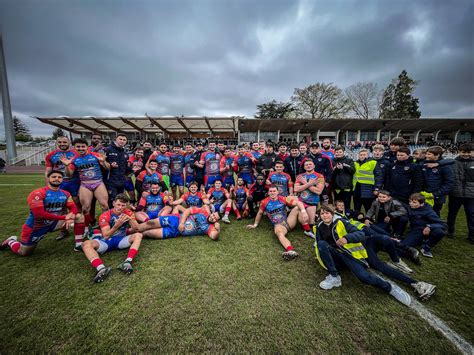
282, 249, 299, 260
304, 230, 316, 239
319, 275, 342, 290
389, 284, 412, 306
387, 259, 413, 274
1, 236, 17, 250
412, 281, 436, 300
222, 215, 230, 224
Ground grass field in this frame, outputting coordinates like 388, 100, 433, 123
0, 174, 472, 353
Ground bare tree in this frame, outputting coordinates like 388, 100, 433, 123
344, 82, 379, 119
291, 83, 348, 119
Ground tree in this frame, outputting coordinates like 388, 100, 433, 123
379, 70, 421, 119
254, 100, 296, 119
52, 128, 66, 139
291, 83, 348, 119
13, 116, 32, 141
344, 82, 379, 119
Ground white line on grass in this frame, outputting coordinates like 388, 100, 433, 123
375, 273, 473, 354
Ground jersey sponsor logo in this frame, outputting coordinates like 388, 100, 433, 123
404, 166, 410, 171
184, 221, 194, 231
300, 191, 310, 199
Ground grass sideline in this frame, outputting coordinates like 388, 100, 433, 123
0, 174, 472, 353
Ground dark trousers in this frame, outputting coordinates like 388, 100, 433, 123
106, 184, 125, 208
374, 216, 409, 236
401, 227, 446, 248
333, 190, 352, 209
365, 236, 416, 285
433, 201, 444, 216
317, 240, 391, 293
447, 196, 474, 240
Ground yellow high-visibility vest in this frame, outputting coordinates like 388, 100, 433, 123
353, 159, 377, 188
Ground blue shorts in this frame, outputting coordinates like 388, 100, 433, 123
170, 175, 184, 187
238, 173, 254, 186
159, 215, 180, 239
223, 176, 235, 190
185, 175, 195, 187
124, 179, 134, 191
20, 220, 59, 246
204, 175, 222, 191
236, 202, 245, 211
60, 181, 80, 197
146, 210, 160, 220
93, 235, 131, 254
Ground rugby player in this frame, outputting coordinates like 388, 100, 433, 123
81, 194, 143, 283
171, 181, 209, 208
135, 183, 171, 222
1, 171, 85, 255
199, 141, 222, 190
169, 144, 185, 199
246, 185, 310, 260
147, 142, 171, 190
207, 179, 233, 223
220, 146, 236, 190
266, 160, 293, 197
233, 145, 257, 186
232, 177, 250, 219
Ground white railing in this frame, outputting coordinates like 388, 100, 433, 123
8, 141, 56, 166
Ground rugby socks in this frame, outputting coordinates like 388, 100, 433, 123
286, 245, 294, 251
302, 224, 311, 232
224, 206, 231, 216
233, 208, 241, 219
7, 239, 21, 254
74, 223, 85, 248
125, 248, 138, 262
84, 214, 92, 228
91, 258, 105, 271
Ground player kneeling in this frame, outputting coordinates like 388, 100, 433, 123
81, 194, 143, 283
138, 206, 220, 240
1, 170, 85, 255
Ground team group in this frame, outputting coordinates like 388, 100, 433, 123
1, 134, 473, 305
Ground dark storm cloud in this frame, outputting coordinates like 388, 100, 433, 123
0, 0, 472, 137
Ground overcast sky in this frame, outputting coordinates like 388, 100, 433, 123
0, 0, 473, 137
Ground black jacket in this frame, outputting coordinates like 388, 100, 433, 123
257, 152, 278, 175
332, 157, 355, 190
450, 156, 474, 198
366, 199, 407, 222
386, 159, 422, 202
304, 153, 333, 181
421, 159, 455, 203
284, 154, 304, 182
104, 142, 131, 187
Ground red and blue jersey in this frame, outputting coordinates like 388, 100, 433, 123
128, 155, 144, 175
234, 153, 254, 174
149, 152, 171, 176
45, 149, 79, 182
99, 208, 135, 238
181, 207, 215, 236
321, 149, 335, 161
138, 192, 168, 213
267, 172, 293, 197
251, 150, 262, 160
137, 170, 163, 192
181, 191, 206, 207
170, 153, 185, 176
184, 153, 196, 177
296, 172, 324, 205
220, 155, 235, 178
25, 187, 76, 229
69, 153, 104, 183
208, 187, 229, 205
200, 151, 221, 176
234, 186, 248, 205
259, 196, 296, 225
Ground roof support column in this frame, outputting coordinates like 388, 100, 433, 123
356, 130, 361, 142
376, 129, 381, 142
396, 130, 401, 137
454, 130, 461, 143
335, 129, 340, 145
414, 130, 421, 144
296, 130, 300, 143
257, 129, 260, 142
434, 130, 441, 141
277, 130, 280, 143
345, 131, 349, 145
316, 129, 320, 142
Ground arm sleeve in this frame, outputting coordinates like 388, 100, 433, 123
365, 201, 377, 220
374, 162, 383, 190
411, 165, 423, 194
435, 166, 454, 198
28, 191, 66, 221
343, 221, 366, 243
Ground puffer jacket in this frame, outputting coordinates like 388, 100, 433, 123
104, 142, 131, 187
365, 198, 407, 222
421, 158, 454, 203
332, 156, 355, 190
450, 156, 474, 198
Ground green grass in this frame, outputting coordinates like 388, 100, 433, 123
0, 174, 472, 353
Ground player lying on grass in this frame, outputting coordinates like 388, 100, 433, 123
136, 205, 221, 240
246, 185, 311, 260
1, 170, 86, 255
315, 204, 418, 306
134, 183, 171, 222
81, 194, 143, 283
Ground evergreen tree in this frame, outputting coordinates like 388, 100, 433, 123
52, 128, 66, 139
13, 116, 32, 141
255, 100, 296, 119
380, 70, 421, 119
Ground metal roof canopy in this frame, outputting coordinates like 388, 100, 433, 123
238, 118, 474, 133
34, 116, 240, 134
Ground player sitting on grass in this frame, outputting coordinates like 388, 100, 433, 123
170, 181, 209, 208
81, 194, 143, 283
231, 177, 250, 219
314, 204, 413, 306
207, 179, 233, 224
246, 185, 310, 261
135, 183, 171, 222
1, 170, 85, 255
137, 205, 221, 241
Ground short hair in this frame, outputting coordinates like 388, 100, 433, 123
278, 142, 287, 148
159, 142, 167, 147
299, 142, 307, 147
377, 190, 391, 196
275, 160, 284, 165
116, 133, 127, 139
91, 133, 102, 138
334, 199, 345, 205
150, 182, 161, 188
268, 184, 278, 190
148, 159, 158, 164
398, 146, 411, 155
303, 158, 314, 165
409, 193, 425, 204
359, 149, 369, 154
72, 138, 88, 145
460, 143, 473, 152
334, 145, 345, 152
144, 140, 152, 145
290, 144, 299, 150
188, 181, 199, 188
426, 146, 444, 157
266, 143, 274, 148
318, 204, 335, 215
413, 148, 426, 154
390, 137, 406, 146
134, 146, 144, 151
114, 193, 130, 203
373, 144, 385, 152
47, 170, 64, 178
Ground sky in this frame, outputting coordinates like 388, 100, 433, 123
0, 0, 473, 137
